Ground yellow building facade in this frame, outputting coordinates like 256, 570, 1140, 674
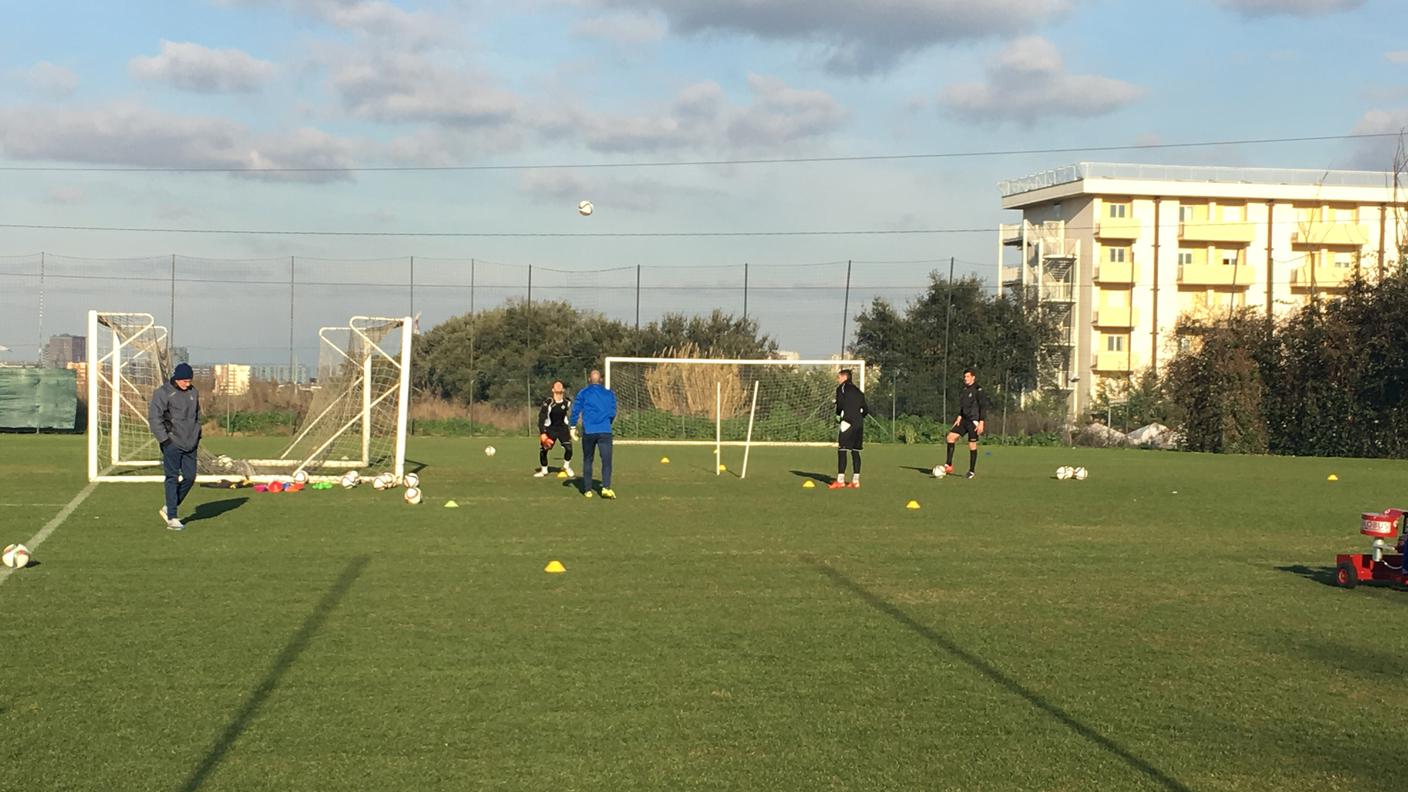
997, 163, 1405, 416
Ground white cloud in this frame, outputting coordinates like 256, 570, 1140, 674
130, 41, 277, 93
1213, 0, 1363, 16
600, 0, 1071, 74
940, 37, 1143, 125
331, 53, 522, 125
219, 0, 449, 44
21, 61, 78, 98
1387, 51, 1408, 64
572, 11, 667, 44
1349, 109, 1408, 170
0, 103, 357, 182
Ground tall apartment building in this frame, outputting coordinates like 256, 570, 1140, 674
42, 334, 86, 368
997, 162, 1404, 417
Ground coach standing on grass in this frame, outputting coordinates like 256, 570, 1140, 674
148, 362, 201, 531
569, 369, 618, 499
944, 368, 991, 480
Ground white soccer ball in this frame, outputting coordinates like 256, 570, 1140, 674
292, 469, 309, 485
372, 475, 388, 491
1073, 466, 1089, 481
932, 465, 947, 479
404, 486, 422, 505
340, 471, 360, 489
484, 446, 497, 457
1056, 466, 1072, 480
578, 200, 594, 216
2, 543, 30, 569
403, 472, 419, 488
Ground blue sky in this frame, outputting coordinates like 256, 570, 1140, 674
2, 0, 1406, 362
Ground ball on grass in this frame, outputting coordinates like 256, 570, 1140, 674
1, 544, 30, 569
932, 465, 947, 479
485, 446, 497, 457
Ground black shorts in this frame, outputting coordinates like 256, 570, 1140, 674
949, 418, 980, 442
838, 423, 864, 451
544, 426, 573, 448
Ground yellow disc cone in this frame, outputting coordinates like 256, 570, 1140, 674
718, 464, 727, 472
802, 480, 816, 489
443, 500, 460, 508
544, 560, 566, 574
660, 456, 670, 464
906, 500, 921, 510
1327, 473, 1339, 481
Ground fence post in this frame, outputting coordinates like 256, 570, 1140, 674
409, 255, 415, 317
743, 261, 749, 320
289, 256, 296, 384
942, 255, 954, 422
839, 260, 852, 357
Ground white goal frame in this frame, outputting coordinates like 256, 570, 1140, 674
603, 356, 866, 448
87, 311, 414, 483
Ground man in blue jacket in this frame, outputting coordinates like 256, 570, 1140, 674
568, 369, 618, 499
147, 362, 201, 530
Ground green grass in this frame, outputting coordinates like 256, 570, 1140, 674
2, 436, 1405, 791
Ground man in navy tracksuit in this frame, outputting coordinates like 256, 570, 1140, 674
568, 369, 618, 499
147, 362, 201, 530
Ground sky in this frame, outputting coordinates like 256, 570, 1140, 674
1, 0, 1406, 364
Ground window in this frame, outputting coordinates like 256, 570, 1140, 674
1179, 205, 1195, 222
1108, 203, 1128, 218
1334, 207, 1356, 223
1177, 250, 1195, 266
1334, 252, 1356, 269
1108, 247, 1128, 263
1106, 335, 1124, 352
1221, 204, 1245, 222
1219, 249, 1240, 267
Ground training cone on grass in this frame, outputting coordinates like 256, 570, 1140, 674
906, 500, 921, 510
444, 500, 460, 508
544, 560, 566, 574
1328, 474, 1339, 481
802, 480, 816, 489
660, 456, 670, 464
718, 464, 727, 472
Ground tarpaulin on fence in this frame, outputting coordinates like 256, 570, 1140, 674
0, 367, 79, 430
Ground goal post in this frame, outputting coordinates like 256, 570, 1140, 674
603, 356, 866, 448
87, 311, 414, 483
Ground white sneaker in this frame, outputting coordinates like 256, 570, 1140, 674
166, 518, 185, 531
533, 467, 549, 478
563, 464, 574, 478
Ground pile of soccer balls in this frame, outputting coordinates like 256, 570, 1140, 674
2, 543, 31, 569
1055, 466, 1089, 481
340, 470, 423, 504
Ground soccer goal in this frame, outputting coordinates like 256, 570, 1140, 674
87, 311, 413, 483
604, 356, 866, 456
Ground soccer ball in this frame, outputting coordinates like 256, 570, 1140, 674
1056, 466, 1073, 480
578, 200, 594, 216
932, 465, 947, 479
404, 487, 422, 505
403, 472, 420, 489
2, 543, 30, 569
484, 446, 497, 457
372, 475, 388, 491
292, 469, 309, 485
1073, 466, 1089, 481
340, 471, 360, 489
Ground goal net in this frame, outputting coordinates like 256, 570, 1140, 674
604, 356, 866, 447
87, 311, 413, 483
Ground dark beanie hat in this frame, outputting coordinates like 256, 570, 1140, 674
173, 362, 194, 381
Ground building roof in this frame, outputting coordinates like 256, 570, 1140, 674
999, 161, 1398, 202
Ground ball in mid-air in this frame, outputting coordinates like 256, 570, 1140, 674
2, 543, 30, 569
578, 200, 593, 216
404, 487, 422, 505
484, 446, 497, 457
1073, 466, 1089, 481
403, 472, 419, 489
931, 465, 946, 479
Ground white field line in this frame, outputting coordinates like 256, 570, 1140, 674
0, 480, 99, 588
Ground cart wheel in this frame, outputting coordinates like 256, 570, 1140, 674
1335, 561, 1358, 589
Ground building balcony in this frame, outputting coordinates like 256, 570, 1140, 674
1178, 222, 1257, 244
1291, 221, 1369, 247
1092, 305, 1138, 328
1094, 259, 1135, 284
1039, 283, 1075, 302
1095, 216, 1141, 239
1178, 263, 1255, 287
1000, 223, 1024, 246
1092, 351, 1133, 372
1000, 265, 1022, 285
1290, 263, 1355, 289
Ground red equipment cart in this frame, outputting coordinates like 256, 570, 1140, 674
1335, 509, 1408, 588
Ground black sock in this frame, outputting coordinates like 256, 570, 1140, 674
945, 442, 955, 465
969, 448, 978, 471
539, 447, 548, 467
851, 450, 861, 474
837, 449, 847, 476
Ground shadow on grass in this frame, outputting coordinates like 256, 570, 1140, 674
184, 497, 248, 525
178, 556, 369, 792
1275, 564, 1343, 589
806, 557, 1193, 792
404, 458, 428, 474
899, 465, 937, 477
789, 470, 832, 484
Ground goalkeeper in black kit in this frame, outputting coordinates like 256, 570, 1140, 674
944, 368, 992, 479
535, 379, 575, 478
831, 369, 868, 489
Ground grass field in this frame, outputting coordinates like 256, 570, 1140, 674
2, 435, 1405, 791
